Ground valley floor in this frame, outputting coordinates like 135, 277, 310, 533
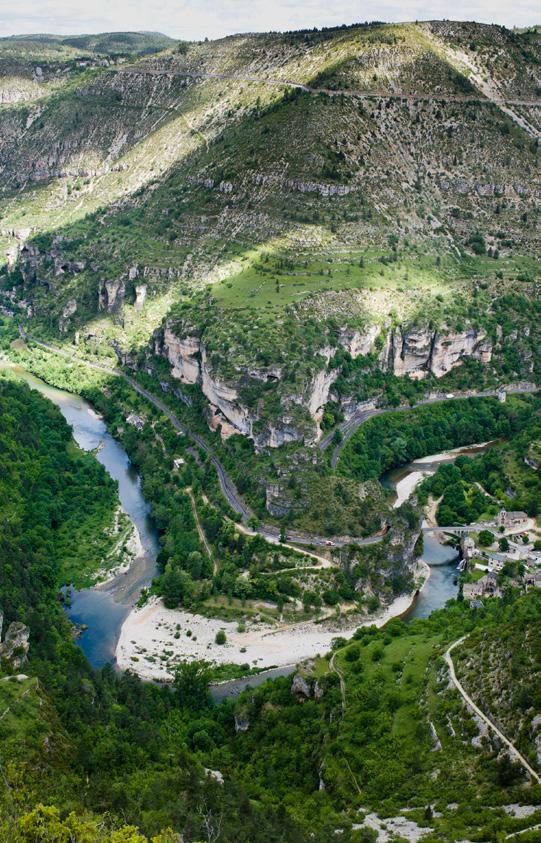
116, 561, 429, 681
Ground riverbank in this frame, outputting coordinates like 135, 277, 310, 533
116, 560, 430, 682
383, 440, 499, 509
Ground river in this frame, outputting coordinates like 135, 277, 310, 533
0, 361, 160, 666
1, 360, 482, 692
382, 443, 496, 622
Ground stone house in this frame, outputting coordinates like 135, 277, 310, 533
463, 572, 501, 602
496, 509, 528, 530
524, 570, 541, 589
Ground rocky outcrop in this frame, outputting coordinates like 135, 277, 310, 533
382, 326, 492, 380
208, 405, 240, 440
201, 352, 253, 437
291, 673, 312, 699
159, 323, 322, 447
158, 319, 496, 448
291, 668, 325, 701
306, 368, 339, 434
162, 328, 201, 383
234, 708, 251, 732
204, 768, 224, 785
58, 297, 78, 332
99, 278, 125, 313
266, 483, 294, 517
430, 330, 492, 377
134, 284, 147, 311
338, 324, 381, 358
0, 620, 30, 669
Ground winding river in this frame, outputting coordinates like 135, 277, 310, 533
0, 361, 160, 666
2, 360, 489, 691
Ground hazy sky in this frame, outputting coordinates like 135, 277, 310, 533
0, 0, 538, 40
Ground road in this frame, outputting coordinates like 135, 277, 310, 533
444, 636, 541, 785
18, 328, 385, 550
322, 384, 538, 469
117, 66, 541, 109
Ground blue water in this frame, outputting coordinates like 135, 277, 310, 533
408, 532, 459, 621
1, 363, 160, 667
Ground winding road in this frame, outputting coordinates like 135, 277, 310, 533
115, 65, 540, 139
15, 329, 538, 551
321, 384, 538, 469
444, 636, 541, 785
17, 328, 384, 549
118, 65, 541, 110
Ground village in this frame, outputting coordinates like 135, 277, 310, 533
458, 509, 541, 603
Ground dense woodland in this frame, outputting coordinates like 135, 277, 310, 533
338, 395, 535, 482
419, 396, 541, 525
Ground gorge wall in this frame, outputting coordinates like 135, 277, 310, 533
157, 319, 497, 448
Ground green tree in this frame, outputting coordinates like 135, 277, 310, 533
173, 661, 212, 709
479, 530, 495, 547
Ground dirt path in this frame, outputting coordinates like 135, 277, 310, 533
233, 520, 334, 568
329, 650, 346, 712
445, 637, 541, 785
186, 487, 213, 561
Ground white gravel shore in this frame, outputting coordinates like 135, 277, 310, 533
116, 564, 429, 681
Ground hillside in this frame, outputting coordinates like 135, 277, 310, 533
454, 611, 541, 774
0, 22, 539, 463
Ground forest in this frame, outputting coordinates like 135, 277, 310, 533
337, 395, 536, 482
419, 395, 541, 525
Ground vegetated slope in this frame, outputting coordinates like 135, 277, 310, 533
454, 608, 541, 777
226, 590, 541, 841
0, 32, 176, 108
0, 376, 119, 598
337, 393, 535, 482
419, 394, 541, 525
0, 21, 539, 455
3, 406, 540, 843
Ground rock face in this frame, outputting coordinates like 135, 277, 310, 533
338, 324, 381, 358
99, 278, 125, 313
291, 673, 312, 699
383, 326, 492, 380
158, 322, 322, 448
162, 328, 201, 383
234, 709, 251, 732
58, 297, 78, 331
134, 283, 147, 311
291, 670, 325, 701
0, 621, 30, 669
158, 319, 496, 448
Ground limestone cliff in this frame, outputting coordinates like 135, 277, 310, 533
157, 319, 498, 448
382, 326, 492, 379
158, 321, 328, 448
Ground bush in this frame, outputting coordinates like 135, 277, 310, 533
215, 629, 227, 645
478, 530, 495, 547
345, 645, 360, 662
